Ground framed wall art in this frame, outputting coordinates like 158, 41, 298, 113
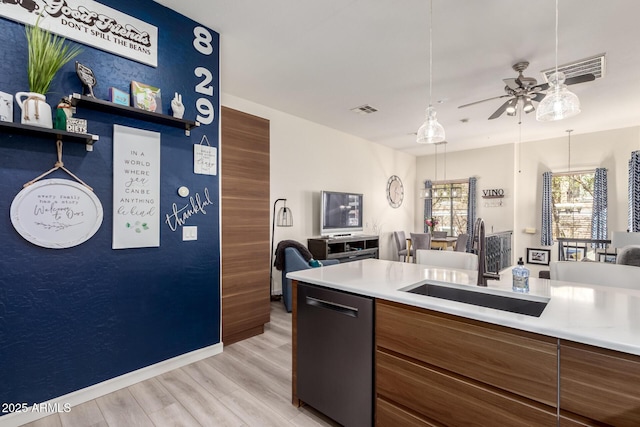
526, 248, 551, 265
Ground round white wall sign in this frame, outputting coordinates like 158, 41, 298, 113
11, 179, 104, 249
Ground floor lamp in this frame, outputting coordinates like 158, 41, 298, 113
269, 198, 293, 301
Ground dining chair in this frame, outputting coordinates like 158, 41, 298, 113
550, 261, 639, 289
454, 233, 469, 252
616, 245, 640, 267
415, 250, 479, 270
393, 231, 410, 262
432, 231, 448, 239
410, 233, 432, 263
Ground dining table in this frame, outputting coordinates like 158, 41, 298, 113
406, 236, 459, 262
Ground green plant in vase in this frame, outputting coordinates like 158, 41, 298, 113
16, 15, 82, 128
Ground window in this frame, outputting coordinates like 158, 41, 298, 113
551, 172, 594, 239
431, 181, 469, 236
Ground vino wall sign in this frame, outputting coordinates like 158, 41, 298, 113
0, 0, 158, 67
10, 179, 104, 249
482, 188, 505, 199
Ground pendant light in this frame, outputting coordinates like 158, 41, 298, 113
566, 129, 575, 202
536, 0, 581, 121
417, 0, 445, 144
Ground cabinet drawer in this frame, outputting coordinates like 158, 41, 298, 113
376, 398, 438, 427
376, 300, 557, 407
377, 350, 557, 426
560, 341, 640, 426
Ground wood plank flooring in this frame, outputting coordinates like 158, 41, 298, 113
23, 302, 339, 427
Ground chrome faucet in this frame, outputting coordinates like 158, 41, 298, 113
473, 218, 500, 287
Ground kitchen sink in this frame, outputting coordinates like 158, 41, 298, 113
403, 283, 549, 317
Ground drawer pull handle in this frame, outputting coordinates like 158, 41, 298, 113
305, 296, 358, 318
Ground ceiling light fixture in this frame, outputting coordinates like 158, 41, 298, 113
536, 0, 581, 121
417, 0, 445, 144
522, 96, 535, 113
505, 99, 518, 116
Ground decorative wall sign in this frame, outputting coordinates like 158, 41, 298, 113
10, 179, 103, 249
482, 188, 505, 198
194, 135, 216, 175
0, 0, 158, 67
112, 125, 160, 249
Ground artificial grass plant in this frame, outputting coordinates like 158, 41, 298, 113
25, 15, 82, 95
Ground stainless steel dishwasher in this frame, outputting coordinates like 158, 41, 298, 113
296, 282, 373, 427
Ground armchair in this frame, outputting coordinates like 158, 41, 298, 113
281, 247, 339, 312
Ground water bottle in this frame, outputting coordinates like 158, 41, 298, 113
512, 257, 529, 293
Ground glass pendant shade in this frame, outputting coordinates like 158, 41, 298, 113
419, 188, 432, 199
505, 99, 517, 115
277, 206, 293, 227
417, 106, 445, 144
536, 73, 581, 122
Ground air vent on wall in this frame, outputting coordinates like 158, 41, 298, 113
541, 53, 606, 82
350, 104, 378, 115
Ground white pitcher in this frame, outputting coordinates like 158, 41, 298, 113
15, 92, 53, 129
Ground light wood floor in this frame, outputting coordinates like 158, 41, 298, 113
23, 302, 339, 427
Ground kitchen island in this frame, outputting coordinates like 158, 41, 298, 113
288, 259, 640, 426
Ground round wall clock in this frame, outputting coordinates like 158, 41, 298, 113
386, 175, 404, 208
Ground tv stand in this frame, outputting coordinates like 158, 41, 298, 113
308, 235, 379, 263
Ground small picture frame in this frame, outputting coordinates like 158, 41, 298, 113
109, 87, 130, 106
563, 245, 587, 261
598, 253, 617, 263
526, 248, 551, 266
131, 81, 161, 113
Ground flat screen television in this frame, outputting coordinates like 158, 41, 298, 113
320, 190, 363, 237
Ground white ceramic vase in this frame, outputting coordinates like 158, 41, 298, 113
15, 92, 53, 129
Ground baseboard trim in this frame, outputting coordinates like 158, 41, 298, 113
2, 342, 224, 427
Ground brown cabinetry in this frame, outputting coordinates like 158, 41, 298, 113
560, 340, 640, 426
307, 235, 378, 263
376, 300, 558, 426
220, 106, 270, 344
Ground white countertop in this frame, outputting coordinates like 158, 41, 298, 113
287, 259, 640, 356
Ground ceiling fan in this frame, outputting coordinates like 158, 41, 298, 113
458, 61, 595, 120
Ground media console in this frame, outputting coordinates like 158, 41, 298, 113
308, 235, 379, 263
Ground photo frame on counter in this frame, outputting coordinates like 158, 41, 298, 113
598, 253, 617, 263
526, 248, 550, 265
563, 245, 587, 261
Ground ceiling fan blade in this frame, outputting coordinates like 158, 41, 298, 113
531, 92, 546, 102
458, 94, 510, 109
531, 82, 549, 92
488, 99, 512, 120
503, 78, 519, 90
565, 73, 596, 85
531, 73, 595, 92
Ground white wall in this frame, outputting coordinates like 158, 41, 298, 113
515, 126, 640, 276
417, 125, 640, 277
416, 143, 515, 235
222, 93, 416, 293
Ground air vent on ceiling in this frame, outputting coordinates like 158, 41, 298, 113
541, 53, 606, 82
350, 104, 378, 115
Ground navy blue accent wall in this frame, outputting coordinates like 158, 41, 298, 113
0, 0, 220, 406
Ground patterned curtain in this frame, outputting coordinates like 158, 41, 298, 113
423, 180, 433, 233
541, 171, 553, 246
466, 177, 477, 251
629, 151, 640, 232
591, 168, 607, 247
